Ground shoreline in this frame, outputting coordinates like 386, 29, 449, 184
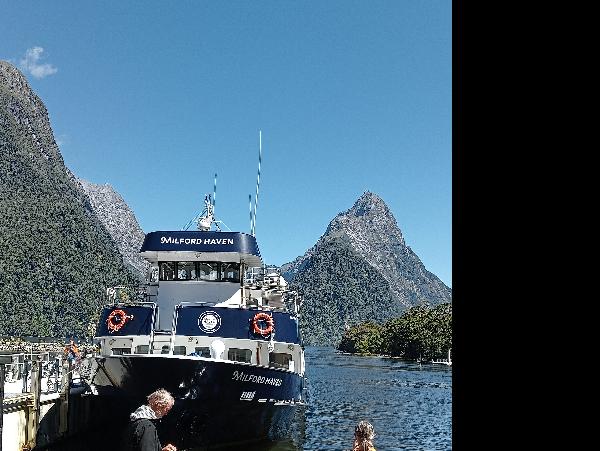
335, 350, 451, 365
0, 336, 96, 355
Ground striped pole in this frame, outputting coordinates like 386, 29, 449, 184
252, 130, 262, 236
213, 173, 217, 208
249, 194, 253, 234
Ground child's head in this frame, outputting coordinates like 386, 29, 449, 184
354, 420, 375, 441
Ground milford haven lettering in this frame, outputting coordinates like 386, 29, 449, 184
231, 371, 283, 386
160, 236, 234, 245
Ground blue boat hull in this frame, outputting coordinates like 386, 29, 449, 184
86, 355, 305, 449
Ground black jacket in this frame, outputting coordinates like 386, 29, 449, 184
122, 417, 162, 451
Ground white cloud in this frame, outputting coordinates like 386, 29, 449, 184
19, 47, 58, 79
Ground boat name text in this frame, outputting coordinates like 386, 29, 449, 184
160, 236, 234, 245
231, 371, 282, 386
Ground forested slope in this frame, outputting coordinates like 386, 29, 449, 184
0, 61, 136, 338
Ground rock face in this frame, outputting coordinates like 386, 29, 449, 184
281, 191, 452, 345
0, 60, 137, 339
78, 179, 148, 280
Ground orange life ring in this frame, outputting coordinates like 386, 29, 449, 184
251, 312, 274, 336
106, 309, 134, 333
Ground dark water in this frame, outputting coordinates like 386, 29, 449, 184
46, 346, 451, 450
226, 346, 452, 451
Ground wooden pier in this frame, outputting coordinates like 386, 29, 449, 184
1, 352, 92, 451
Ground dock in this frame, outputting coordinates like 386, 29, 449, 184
431, 349, 452, 366
1, 351, 93, 451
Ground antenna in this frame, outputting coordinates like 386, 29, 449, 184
197, 194, 214, 231
182, 173, 217, 230
182, 174, 231, 232
213, 173, 217, 208
251, 130, 262, 236
249, 194, 253, 234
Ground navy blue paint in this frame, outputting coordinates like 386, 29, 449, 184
175, 306, 300, 344
140, 231, 261, 257
96, 305, 155, 337
95, 304, 300, 344
87, 356, 305, 448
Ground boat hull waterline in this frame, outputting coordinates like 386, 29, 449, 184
89, 354, 305, 448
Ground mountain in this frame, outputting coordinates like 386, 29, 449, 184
281, 191, 452, 345
0, 60, 137, 339
78, 179, 149, 280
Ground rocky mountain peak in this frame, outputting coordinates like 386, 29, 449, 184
282, 191, 451, 344
0, 60, 48, 121
325, 191, 405, 247
282, 191, 406, 280
78, 179, 148, 280
0, 60, 63, 166
0, 61, 32, 97
350, 191, 391, 217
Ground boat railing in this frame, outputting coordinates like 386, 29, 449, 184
279, 290, 302, 316
244, 264, 283, 288
106, 284, 157, 305
170, 303, 178, 354
149, 301, 156, 353
177, 301, 211, 307
1, 351, 65, 394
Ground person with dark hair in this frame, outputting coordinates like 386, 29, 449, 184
353, 420, 376, 451
123, 388, 177, 451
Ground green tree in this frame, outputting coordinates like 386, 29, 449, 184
338, 303, 452, 361
338, 321, 384, 355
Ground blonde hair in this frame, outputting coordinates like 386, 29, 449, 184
354, 420, 375, 451
147, 388, 174, 409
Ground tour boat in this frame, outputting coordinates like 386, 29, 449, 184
86, 194, 306, 448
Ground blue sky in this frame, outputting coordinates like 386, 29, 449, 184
1, 1, 452, 287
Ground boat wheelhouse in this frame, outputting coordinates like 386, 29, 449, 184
95, 230, 303, 371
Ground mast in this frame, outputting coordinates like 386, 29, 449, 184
251, 130, 262, 236
197, 194, 214, 231
213, 173, 217, 209
249, 194, 253, 234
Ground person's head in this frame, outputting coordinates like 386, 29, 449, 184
354, 420, 375, 443
147, 388, 175, 418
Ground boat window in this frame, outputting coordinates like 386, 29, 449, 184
135, 345, 149, 354
159, 262, 175, 281
269, 352, 292, 370
158, 261, 239, 282
193, 347, 211, 358
160, 345, 170, 354
221, 263, 240, 282
173, 346, 187, 355
177, 261, 196, 280
198, 262, 219, 281
228, 348, 252, 363
112, 348, 132, 355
